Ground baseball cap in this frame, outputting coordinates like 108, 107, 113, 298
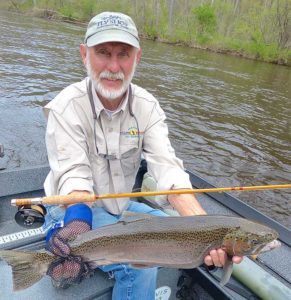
85, 12, 140, 48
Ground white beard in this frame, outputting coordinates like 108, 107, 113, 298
86, 57, 136, 101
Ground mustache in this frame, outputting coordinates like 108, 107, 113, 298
99, 70, 124, 81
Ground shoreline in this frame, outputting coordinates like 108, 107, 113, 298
5, 8, 291, 66
140, 36, 290, 66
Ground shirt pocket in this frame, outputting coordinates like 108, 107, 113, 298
120, 143, 141, 176
89, 152, 109, 192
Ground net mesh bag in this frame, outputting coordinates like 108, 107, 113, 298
46, 219, 91, 257
46, 219, 93, 288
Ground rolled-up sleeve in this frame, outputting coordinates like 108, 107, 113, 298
142, 102, 192, 205
45, 109, 93, 196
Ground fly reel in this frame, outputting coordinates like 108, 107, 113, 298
15, 204, 47, 228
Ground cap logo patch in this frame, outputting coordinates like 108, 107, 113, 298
96, 15, 129, 30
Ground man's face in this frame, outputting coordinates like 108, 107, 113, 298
82, 42, 141, 101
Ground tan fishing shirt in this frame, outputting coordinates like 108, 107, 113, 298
44, 78, 192, 215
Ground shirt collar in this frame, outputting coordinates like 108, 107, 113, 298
90, 80, 129, 118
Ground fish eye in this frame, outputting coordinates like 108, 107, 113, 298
251, 239, 260, 245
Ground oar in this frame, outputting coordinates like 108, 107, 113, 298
11, 184, 291, 207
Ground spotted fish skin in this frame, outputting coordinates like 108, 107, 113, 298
0, 215, 279, 291
70, 214, 279, 267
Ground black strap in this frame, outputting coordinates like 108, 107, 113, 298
87, 78, 97, 120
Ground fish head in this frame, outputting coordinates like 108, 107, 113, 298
222, 220, 280, 256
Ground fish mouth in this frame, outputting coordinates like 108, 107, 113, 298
259, 239, 281, 253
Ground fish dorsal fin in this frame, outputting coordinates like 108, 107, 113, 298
70, 212, 156, 247
118, 211, 156, 224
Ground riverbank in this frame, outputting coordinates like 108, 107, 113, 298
2, 3, 291, 66
148, 36, 290, 66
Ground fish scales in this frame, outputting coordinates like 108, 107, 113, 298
70, 216, 234, 267
72, 228, 231, 268
0, 214, 280, 291
70, 215, 241, 248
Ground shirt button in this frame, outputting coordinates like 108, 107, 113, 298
114, 173, 119, 177
109, 128, 113, 132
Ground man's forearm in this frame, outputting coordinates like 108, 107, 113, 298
168, 193, 206, 216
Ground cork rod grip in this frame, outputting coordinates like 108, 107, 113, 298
12, 194, 96, 206
44, 193, 96, 205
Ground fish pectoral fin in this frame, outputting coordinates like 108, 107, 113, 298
90, 258, 115, 267
220, 257, 233, 286
119, 211, 156, 224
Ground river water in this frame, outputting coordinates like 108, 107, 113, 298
0, 11, 290, 227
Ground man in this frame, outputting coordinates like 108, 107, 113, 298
44, 12, 242, 300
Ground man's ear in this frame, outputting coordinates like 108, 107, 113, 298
80, 44, 87, 66
136, 48, 142, 64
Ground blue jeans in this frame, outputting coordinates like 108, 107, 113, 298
44, 201, 168, 300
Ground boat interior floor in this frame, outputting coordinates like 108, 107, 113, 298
0, 166, 290, 299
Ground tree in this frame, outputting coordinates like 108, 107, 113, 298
276, 0, 290, 48
168, 0, 175, 36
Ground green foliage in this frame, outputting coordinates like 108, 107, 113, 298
245, 42, 284, 62
143, 24, 159, 40
95, 0, 128, 13
3, 0, 290, 64
59, 4, 75, 19
192, 4, 216, 35
79, 0, 96, 19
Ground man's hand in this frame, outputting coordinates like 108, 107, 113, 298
46, 203, 93, 288
168, 193, 243, 268
204, 249, 243, 267
46, 219, 91, 257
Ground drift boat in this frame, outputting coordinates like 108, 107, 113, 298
0, 161, 290, 300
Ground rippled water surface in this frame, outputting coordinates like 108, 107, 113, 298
0, 11, 290, 227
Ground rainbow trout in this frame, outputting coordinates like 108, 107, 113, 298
0, 214, 280, 291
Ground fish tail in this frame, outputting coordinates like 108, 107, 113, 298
0, 249, 49, 291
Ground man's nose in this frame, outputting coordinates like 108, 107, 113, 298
107, 56, 120, 73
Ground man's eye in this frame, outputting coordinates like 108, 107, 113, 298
96, 49, 110, 56
118, 51, 129, 57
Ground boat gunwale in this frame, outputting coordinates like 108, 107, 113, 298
186, 170, 291, 247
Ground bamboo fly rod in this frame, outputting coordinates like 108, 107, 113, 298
11, 183, 291, 207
